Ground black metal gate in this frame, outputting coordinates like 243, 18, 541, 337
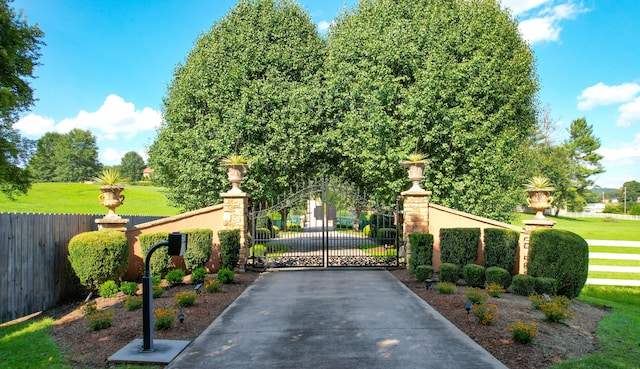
248, 178, 403, 268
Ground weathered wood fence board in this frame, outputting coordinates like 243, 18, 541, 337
0, 213, 164, 323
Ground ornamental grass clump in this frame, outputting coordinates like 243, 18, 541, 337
472, 303, 497, 325
175, 291, 197, 307
509, 321, 538, 344
437, 281, 456, 294
154, 307, 176, 330
465, 287, 487, 304
486, 283, 506, 298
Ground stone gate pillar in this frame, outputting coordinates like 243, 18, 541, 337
221, 191, 250, 272
401, 188, 432, 269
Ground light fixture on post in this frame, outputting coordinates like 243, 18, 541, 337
465, 301, 472, 314
178, 311, 184, 323
424, 279, 432, 289
194, 283, 203, 294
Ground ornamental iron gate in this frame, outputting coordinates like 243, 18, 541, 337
248, 178, 403, 268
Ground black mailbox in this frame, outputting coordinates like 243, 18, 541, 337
168, 232, 188, 256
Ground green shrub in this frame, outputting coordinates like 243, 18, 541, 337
68, 230, 129, 290
191, 267, 207, 284
99, 280, 119, 298
139, 232, 171, 277
250, 244, 267, 257
408, 233, 433, 271
462, 264, 485, 288
534, 277, 558, 296
217, 268, 235, 284
165, 269, 185, 286
152, 286, 164, 298
255, 228, 271, 241
527, 229, 589, 299
440, 228, 480, 269
485, 266, 511, 288
512, 274, 535, 296
483, 228, 519, 272
152, 275, 162, 286
120, 281, 138, 296
438, 263, 459, 283
181, 228, 213, 271
376, 228, 396, 245
124, 295, 143, 311
415, 265, 434, 282
219, 229, 240, 270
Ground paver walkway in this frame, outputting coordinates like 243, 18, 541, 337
166, 269, 508, 369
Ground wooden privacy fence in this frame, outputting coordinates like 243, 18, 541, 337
0, 213, 164, 324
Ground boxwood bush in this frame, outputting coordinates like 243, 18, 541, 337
182, 228, 213, 271
219, 229, 240, 270
462, 264, 485, 288
408, 233, 433, 271
438, 263, 459, 284
512, 274, 535, 296
534, 277, 558, 296
527, 229, 589, 299
68, 230, 129, 290
485, 266, 511, 288
440, 228, 480, 270
415, 265, 434, 282
139, 232, 171, 277
483, 228, 519, 272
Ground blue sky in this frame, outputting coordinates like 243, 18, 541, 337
10, 0, 640, 190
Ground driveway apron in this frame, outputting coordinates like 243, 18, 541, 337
166, 269, 508, 369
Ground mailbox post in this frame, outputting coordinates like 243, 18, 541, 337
141, 232, 187, 352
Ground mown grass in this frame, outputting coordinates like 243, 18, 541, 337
589, 246, 640, 254
590, 259, 640, 266
0, 182, 180, 216
551, 285, 640, 368
588, 271, 640, 280
511, 213, 640, 240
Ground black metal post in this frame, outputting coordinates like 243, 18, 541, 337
141, 241, 168, 352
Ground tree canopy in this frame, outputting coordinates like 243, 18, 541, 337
150, 0, 538, 221
0, 0, 44, 198
120, 151, 145, 182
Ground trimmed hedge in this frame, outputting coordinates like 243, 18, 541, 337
408, 233, 434, 271
139, 232, 171, 277
485, 266, 511, 288
534, 277, 558, 296
462, 264, 485, 288
377, 228, 397, 245
440, 228, 480, 269
219, 229, 241, 270
483, 228, 519, 272
527, 229, 589, 299
68, 230, 129, 290
438, 263, 459, 284
512, 274, 535, 296
182, 228, 213, 271
415, 265, 434, 281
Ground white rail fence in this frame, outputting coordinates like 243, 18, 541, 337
586, 239, 640, 287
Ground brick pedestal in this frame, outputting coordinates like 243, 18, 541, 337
221, 191, 250, 271
401, 189, 432, 269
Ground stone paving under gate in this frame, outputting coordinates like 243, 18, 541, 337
166, 269, 508, 369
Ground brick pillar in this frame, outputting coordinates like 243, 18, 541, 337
520, 219, 555, 274
221, 191, 250, 272
401, 189, 432, 269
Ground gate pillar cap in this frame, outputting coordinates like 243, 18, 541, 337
401, 189, 432, 196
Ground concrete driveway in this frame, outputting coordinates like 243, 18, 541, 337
166, 269, 507, 369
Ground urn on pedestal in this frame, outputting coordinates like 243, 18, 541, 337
400, 153, 429, 191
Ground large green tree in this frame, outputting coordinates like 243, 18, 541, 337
564, 118, 604, 211
0, 0, 44, 198
323, 0, 538, 220
120, 151, 145, 182
149, 0, 327, 210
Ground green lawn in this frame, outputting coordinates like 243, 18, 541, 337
511, 213, 640, 240
0, 182, 180, 216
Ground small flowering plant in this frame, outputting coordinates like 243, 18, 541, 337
205, 279, 222, 293
175, 291, 197, 307
540, 299, 573, 323
437, 281, 456, 294
509, 321, 538, 344
486, 283, 506, 298
124, 295, 143, 311
465, 287, 487, 304
87, 309, 113, 331
154, 307, 177, 330
472, 303, 498, 325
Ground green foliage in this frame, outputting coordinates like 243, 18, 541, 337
462, 264, 486, 288
438, 263, 459, 284
191, 267, 207, 285
165, 269, 185, 286
205, 279, 222, 293
376, 228, 396, 245
217, 268, 235, 284
139, 232, 172, 277
485, 266, 511, 288
250, 244, 267, 257
408, 233, 434, 271
509, 321, 537, 344
564, 118, 604, 210
436, 282, 456, 294
174, 291, 197, 307
120, 281, 139, 296
534, 277, 558, 296
483, 228, 519, 272
471, 303, 497, 325
87, 309, 113, 331
219, 229, 240, 270
512, 274, 535, 296
94, 168, 127, 186
465, 287, 487, 304
539, 296, 573, 323
527, 229, 589, 299
124, 295, 143, 311
120, 151, 146, 182
154, 307, 175, 330
98, 280, 119, 298
152, 275, 162, 286
415, 265, 434, 282
439, 228, 480, 269
68, 230, 129, 290
152, 286, 164, 298
486, 283, 505, 298
182, 228, 213, 270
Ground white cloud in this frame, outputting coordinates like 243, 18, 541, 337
501, 0, 552, 16
617, 96, 640, 127
13, 114, 56, 136
598, 133, 640, 166
100, 148, 128, 165
317, 20, 330, 32
578, 82, 640, 110
507, 2, 588, 44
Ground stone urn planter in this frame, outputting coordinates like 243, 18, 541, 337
222, 154, 249, 193
99, 185, 125, 217
524, 176, 555, 220
400, 153, 428, 191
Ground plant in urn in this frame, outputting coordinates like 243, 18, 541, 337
95, 169, 127, 217
222, 154, 249, 193
400, 153, 428, 191
524, 175, 555, 220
